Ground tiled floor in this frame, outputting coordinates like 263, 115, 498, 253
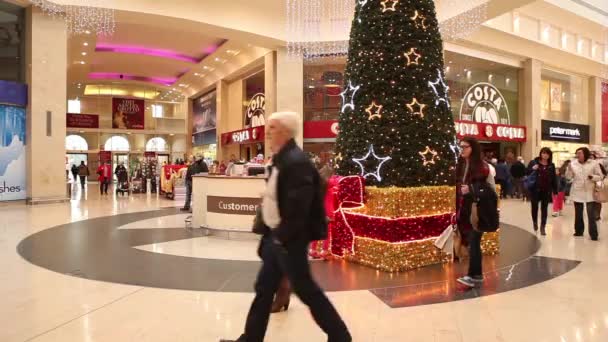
2, 185, 608, 341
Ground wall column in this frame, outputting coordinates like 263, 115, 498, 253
25, 7, 68, 204
589, 77, 603, 147
276, 48, 304, 146
215, 80, 229, 160
520, 59, 542, 162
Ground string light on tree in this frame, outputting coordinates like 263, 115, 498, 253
404, 47, 422, 66
406, 98, 427, 118
418, 146, 439, 166
340, 80, 361, 112
411, 10, 428, 30
352, 145, 392, 182
428, 69, 451, 109
381, 0, 399, 12
365, 101, 383, 120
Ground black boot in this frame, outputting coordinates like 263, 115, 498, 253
533, 223, 538, 233
540, 225, 546, 236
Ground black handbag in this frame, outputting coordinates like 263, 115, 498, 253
252, 206, 270, 235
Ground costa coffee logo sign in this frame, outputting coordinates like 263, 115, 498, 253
207, 196, 261, 215
232, 130, 250, 143
460, 82, 510, 125
246, 93, 266, 128
455, 121, 526, 142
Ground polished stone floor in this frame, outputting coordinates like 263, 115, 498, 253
2, 184, 608, 341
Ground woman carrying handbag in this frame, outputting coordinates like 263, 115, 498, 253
566, 147, 604, 241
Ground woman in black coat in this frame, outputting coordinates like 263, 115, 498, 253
526, 147, 558, 236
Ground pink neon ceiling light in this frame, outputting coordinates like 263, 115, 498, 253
88, 72, 178, 86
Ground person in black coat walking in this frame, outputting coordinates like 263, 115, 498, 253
181, 154, 209, 211
510, 157, 526, 199
526, 148, 558, 236
221, 112, 351, 342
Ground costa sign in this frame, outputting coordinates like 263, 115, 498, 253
460, 82, 511, 125
455, 120, 526, 142
245, 93, 266, 128
221, 127, 265, 145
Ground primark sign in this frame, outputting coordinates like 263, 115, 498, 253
541, 120, 590, 143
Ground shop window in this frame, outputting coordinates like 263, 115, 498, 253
541, 69, 589, 125
443, 51, 520, 124
65, 135, 88, 151
152, 104, 164, 118
67, 99, 81, 114
303, 57, 347, 122
104, 136, 130, 152
146, 137, 167, 152
0, 2, 24, 82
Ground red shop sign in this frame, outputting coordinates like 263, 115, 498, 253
67, 113, 99, 128
455, 120, 527, 142
144, 152, 157, 158
303, 120, 339, 139
221, 127, 265, 145
602, 82, 608, 142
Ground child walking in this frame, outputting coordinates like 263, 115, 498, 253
552, 167, 567, 217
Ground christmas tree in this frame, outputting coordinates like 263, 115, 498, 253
335, 0, 457, 187
326, 0, 500, 273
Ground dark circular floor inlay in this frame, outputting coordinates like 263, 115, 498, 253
17, 208, 579, 306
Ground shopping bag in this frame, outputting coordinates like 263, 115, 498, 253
594, 178, 608, 203
434, 225, 455, 257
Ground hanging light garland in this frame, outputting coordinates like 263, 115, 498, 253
29, 0, 115, 36
286, 0, 490, 59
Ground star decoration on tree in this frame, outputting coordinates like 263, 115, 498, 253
365, 101, 383, 120
404, 48, 422, 66
353, 145, 392, 182
381, 0, 399, 12
418, 146, 439, 166
428, 69, 450, 108
406, 98, 427, 118
411, 10, 428, 29
334, 152, 344, 169
340, 80, 361, 113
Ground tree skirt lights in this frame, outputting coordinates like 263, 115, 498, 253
328, 176, 499, 272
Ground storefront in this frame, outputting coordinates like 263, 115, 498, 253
221, 126, 265, 162
444, 51, 523, 161
302, 57, 344, 164
540, 69, 591, 166
602, 82, 608, 151
541, 119, 590, 165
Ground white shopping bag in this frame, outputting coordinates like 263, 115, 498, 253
434, 225, 455, 257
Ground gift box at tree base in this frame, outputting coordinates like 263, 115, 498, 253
319, 176, 499, 273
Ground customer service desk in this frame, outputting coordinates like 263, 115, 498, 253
192, 175, 265, 239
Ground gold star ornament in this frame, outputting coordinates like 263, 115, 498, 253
419, 146, 439, 166
411, 10, 428, 30
381, 0, 399, 13
406, 98, 427, 118
404, 47, 422, 66
366, 101, 383, 121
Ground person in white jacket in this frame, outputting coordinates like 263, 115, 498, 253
566, 147, 604, 241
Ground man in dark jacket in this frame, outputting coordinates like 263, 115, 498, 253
181, 154, 209, 211
510, 156, 526, 199
221, 112, 351, 342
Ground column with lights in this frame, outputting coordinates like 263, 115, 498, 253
331, 0, 499, 272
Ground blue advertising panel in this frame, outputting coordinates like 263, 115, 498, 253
0, 80, 28, 107
0, 104, 26, 200
192, 90, 217, 146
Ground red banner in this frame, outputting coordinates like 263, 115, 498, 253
602, 82, 608, 142
221, 126, 265, 145
303, 120, 339, 139
66, 113, 99, 128
455, 120, 527, 142
144, 152, 157, 158
112, 98, 145, 129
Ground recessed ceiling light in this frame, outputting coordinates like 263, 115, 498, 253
127, 132, 132, 135
169, 133, 175, 136
83, 42, 89, 46
85, 30, 91, 35
80, 61, 86, 64
81, 52, 87, 56
79, 130, 84, 133
194, 72, 200, 76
